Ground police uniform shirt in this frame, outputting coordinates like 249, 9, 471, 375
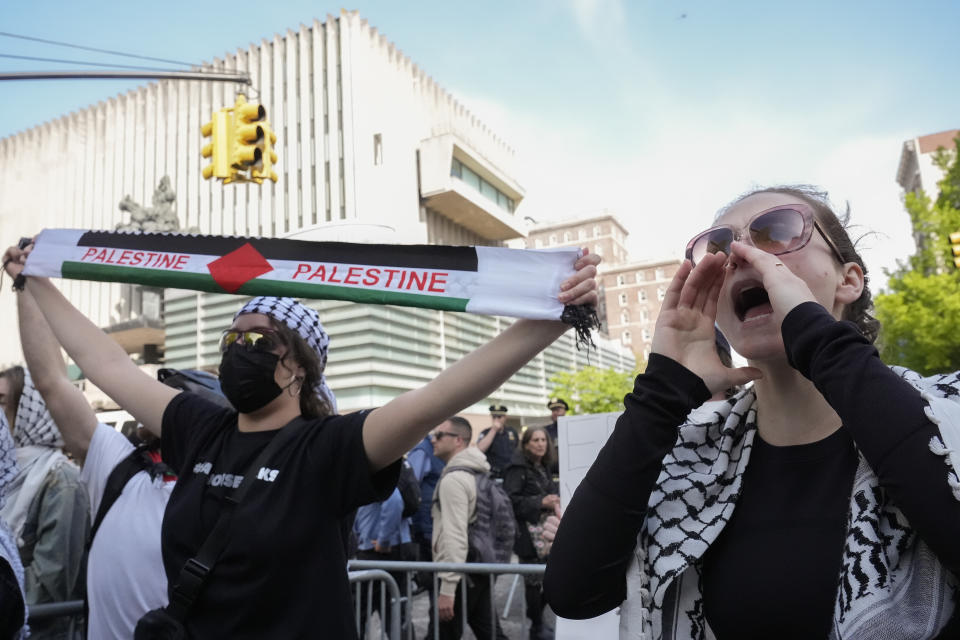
478, 425, 519, 477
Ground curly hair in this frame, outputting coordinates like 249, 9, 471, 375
269, 321, 332, 419
720, 185, 881, 344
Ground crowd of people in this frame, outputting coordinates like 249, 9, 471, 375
2, 183, 959, 640
0, 238, 598, 640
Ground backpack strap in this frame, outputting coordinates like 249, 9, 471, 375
434, 465, 480, 512
88, 446, 155, 545
443, 465, 479, 476
85, 445, 158, 635
165, 416, 309, 622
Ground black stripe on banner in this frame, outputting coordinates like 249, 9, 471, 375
76, 231, 480, 272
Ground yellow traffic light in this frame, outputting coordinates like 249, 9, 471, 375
251, 122, 279, 184
950, 231, 960, 269
232, 95, 265, 170
201, 94, 279, 184
201, 110, 233, 180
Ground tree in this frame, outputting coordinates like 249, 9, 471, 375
875, 137, 960, 375
549, 365, 640, 415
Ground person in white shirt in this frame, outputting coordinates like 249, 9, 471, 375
15, 284, 173, 640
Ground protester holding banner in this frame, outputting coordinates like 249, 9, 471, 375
545, 186, 960, 639
3, 238, 599, 640
0, 365, 89, 640
11, 287, 231, 640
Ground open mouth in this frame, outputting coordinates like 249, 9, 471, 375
733, 281, 773, 321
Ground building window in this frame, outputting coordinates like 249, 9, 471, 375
373, 133, 383, 165
616, 275, 625, 286
638, 290, 647, 302
636, 271, 645, 282
593, 225, 600, 238
657, 286, 666, 301
549, 234, 557, 245
640, 309, 649, 322
642, 328, 651, 342
450, 158, 515, 214
622, 331, 632, 345
619, 293, 628, 305
535, 238, 542, 248
620, 310, 630, 324
578, 229, 586, 240
655, 268, 665, 280
595, 246, 603, 257
564, 231, 572, 242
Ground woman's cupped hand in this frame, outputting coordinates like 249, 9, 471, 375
650, 252, 762, 396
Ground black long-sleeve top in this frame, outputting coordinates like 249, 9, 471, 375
544, 302, 960, 634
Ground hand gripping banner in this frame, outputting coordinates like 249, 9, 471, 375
23, 229, 599, 344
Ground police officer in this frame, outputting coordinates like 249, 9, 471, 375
476, 404, 519, 480
544, 398, 568, 445
544, 397, 568, 477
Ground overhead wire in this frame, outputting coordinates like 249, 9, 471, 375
0, 53, 174, 72
0, 54, 249, 80
0, 31, 256, 97
0, 31, 200, 67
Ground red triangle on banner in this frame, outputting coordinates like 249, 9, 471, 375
207, 243, 274, 293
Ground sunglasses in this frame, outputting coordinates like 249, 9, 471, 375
219, 328, 280, 354
430, 431, 461, 441
685, 203, 845, 267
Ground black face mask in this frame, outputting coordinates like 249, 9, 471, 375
218, 346, 285, 414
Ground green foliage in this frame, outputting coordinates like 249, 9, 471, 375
874, 270, 960, 374
549, 365, 639, 415
875, 135, 960, 375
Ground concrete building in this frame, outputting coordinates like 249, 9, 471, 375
895, 128, 958, 266
0, 10, 633, 423
524, 213, 631, 265
600, 259, 682, 361
896, 129, 958, 198
520, 213, 679, 363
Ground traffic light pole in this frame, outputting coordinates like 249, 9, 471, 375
0, 70, 251, 83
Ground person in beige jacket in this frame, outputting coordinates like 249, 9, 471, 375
429, 416, 507, 640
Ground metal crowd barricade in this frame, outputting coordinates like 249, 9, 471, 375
348, 559, 546, 640
26, 600, 85, 639
349, 568, 403, 640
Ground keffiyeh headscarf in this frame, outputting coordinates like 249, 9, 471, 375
235, 296, 337, 412
0, 413, 17, 511
0, 370, 70, 541
12, 370, 62, 449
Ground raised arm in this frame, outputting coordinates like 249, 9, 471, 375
4, 246, 178, 436
362, 251, 600, 471
17, 287, 98, 461
475, 426, 497, 453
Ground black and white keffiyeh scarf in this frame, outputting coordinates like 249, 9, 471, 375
0, 411, 28, 639
235, 296, 337, 412
0, 370, 70, 542
11, 370, 62, 449
619, 367, 960, 640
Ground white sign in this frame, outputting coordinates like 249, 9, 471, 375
555, 411, 623, 639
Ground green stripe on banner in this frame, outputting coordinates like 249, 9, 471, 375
61, 262, 471, 312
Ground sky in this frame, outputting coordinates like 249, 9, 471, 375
2, 0, 958, 290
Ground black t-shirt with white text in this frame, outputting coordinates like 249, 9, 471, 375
160, 393, 400, 639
